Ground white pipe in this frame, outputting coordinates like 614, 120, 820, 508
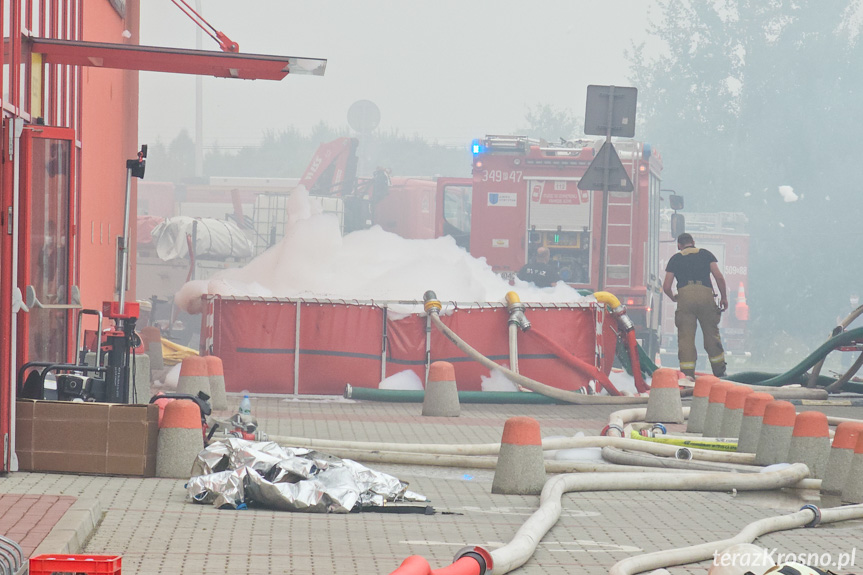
267, 434, 758, 464
609, 503, 863, 575
429, 312, 648, 404
489, 464, 811, 574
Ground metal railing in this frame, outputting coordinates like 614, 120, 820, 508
0, 535, 26, 575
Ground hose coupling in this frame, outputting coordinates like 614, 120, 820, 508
611, 304, 627, 316
801, 504, 822, 527
614, 308, 636, 332
600, 423, 624, 437
423, 290, 442, 315
650, 423, 667, 436
505, 292, 531, 331
675, 447, 693, 461
453, 545, 494, 575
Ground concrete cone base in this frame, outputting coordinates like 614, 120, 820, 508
788, 436, 830, 479
422, 379, 460, 417
736, 416, 763, 454
209, 374, 229, 411
702, 403, 725, 437
842, 452, 863, 503
645, 387, 684, 423
177, 374, 211, 400
156, 428, 202, 479
719, 408, 744, 439
492, 443, 547, 495
148, 342, 165, 373
754, 426, 793, 466
822, 448, 854, 494
686, 397, 709, 433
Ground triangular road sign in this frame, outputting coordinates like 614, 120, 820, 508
577, 141, 634, 192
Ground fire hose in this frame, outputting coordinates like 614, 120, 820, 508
593, 292, 650, 393
505, 291, 622, 395
387, 464, 812, 575
609, 503, 863, 575
728, 326, 863, 393
422, 291, 647, 405
806, 304, 863, 389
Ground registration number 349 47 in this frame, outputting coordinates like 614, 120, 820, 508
481, 170, 523, 183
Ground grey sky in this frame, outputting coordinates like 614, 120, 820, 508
139, 1, 656, 149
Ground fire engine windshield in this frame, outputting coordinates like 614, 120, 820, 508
443, 184, 471, 250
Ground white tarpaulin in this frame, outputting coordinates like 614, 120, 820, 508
152, 217, 254, 261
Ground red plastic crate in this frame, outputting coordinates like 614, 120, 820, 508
29, 554, 122, 575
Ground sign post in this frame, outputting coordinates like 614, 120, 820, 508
578, 85, 638, 290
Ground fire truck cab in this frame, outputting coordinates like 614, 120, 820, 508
437, 135, 665, 355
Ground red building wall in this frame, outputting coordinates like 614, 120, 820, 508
78, 1, 140, 310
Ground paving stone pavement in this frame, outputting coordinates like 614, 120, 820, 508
2, 395, 862, 575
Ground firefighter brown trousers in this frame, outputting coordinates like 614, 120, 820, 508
675, 284, 726, 378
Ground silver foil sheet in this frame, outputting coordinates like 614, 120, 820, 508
187, 439, 424, 513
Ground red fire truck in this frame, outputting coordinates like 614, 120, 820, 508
658, 211, 751, 367
433, 135, 665, 356
138, 135, 667, 354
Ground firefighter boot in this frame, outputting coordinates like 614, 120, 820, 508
675, 307, 698, 379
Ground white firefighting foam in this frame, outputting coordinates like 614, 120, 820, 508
174, 187, 592, 313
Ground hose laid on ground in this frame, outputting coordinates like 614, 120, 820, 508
346, 383, 826, 404
600, 446, 759, 473
488, 464, 811, 575
344, 385, 561, 404
629, 430, 738, 452
390, 555, 483, 575
303, 447, 696, 474
423, 294, 647, 405
268, 434, 758, 464
807, 304, 863, 389
608, 503, 863, 575
728, 326, 863, 392
732, 384, 829, 400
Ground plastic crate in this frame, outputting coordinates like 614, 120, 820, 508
29, 554, 122, 575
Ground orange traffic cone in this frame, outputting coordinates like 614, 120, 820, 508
735, 283, 749, 321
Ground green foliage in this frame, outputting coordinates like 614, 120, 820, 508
522, 104, 582, 142
630, 0, 863, 352
145, 124, 471, 183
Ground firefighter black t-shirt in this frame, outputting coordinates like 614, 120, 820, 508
517, 262, 560, 288
665, 248, 717, 289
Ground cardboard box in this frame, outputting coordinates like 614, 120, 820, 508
16, 400, 159, 476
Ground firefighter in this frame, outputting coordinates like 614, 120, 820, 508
662, 233, 728, 379
517, 246, 560, 288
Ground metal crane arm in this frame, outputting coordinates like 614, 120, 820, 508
170, 0, 240, 52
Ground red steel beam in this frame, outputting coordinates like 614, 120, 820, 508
29, 37, 326, 80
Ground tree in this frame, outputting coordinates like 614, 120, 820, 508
149, 124, 470, 182
522, 104, 582, 142
146, 130, 196, 182
630, 0, 863, 357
